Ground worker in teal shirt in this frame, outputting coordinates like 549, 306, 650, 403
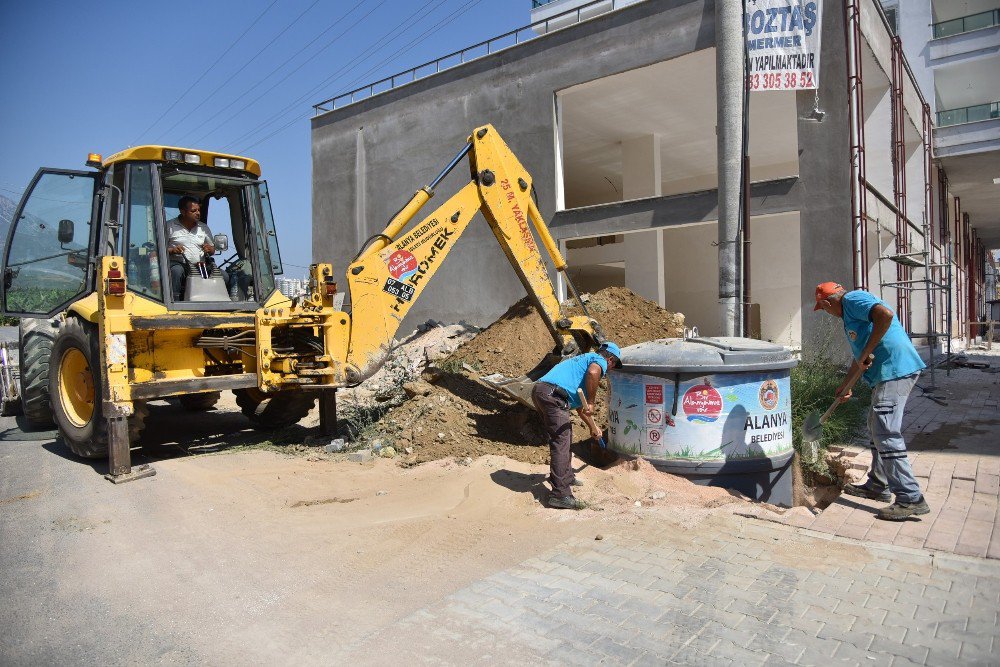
532, 342, 621, 510
814, 282, 928, 521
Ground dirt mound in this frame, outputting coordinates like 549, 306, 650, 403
450, 286, 685, 377
363, 287, 684, 466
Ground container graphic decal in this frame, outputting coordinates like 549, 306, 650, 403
681, 384, 723, 423
608, 370, 792, 462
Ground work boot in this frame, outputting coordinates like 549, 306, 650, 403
548, 495, 587, 510
877, 497, 930, 521
842, 482, 892, 502
570, 478, 584, 487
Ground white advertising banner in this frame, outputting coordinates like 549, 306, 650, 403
745, 0, 822, 91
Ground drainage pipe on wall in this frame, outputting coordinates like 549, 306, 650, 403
716, 0, 744, 337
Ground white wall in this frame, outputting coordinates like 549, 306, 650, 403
623, 229, 664, 306
659, 213, 802, 344
563, 213, 804, 345
747, 212, 803, 345
864, 80, 894, 199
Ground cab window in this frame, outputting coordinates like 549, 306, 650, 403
160, 170, 275, 303
124, 164, 162, 300
3, 171, 96, 316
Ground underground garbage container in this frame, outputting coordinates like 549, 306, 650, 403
608, 336, 798, 507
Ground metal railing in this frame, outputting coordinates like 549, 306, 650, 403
932, 9, 1000, 38
532, 0, 558, 7
313, 0, 637, 114
936, 101, 1000, 127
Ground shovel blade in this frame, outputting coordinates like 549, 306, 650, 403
801, 410, 823, 444
479, 373, 536, 409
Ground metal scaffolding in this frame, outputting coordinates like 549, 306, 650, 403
842, 2, 1000, 387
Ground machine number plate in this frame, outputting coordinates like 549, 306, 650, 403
382, 277, 415, 302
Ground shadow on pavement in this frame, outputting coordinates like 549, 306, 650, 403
0, 415, 58, 442
16, 399, 315, 474
490, 469, 549, 503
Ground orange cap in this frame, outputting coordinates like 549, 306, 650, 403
813, 282, 844, 310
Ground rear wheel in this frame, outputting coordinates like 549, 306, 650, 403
234, 388, 314, 431
50, 317, 146, 458
18, 317, 57, 426
178, 391, 221, 411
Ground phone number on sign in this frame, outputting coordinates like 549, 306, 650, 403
748, 70, 815, 90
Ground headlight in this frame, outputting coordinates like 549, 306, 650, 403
230, 159, 246, 170
184, 153, 201, 164
164, 149, 183, 161
214, 157, 230, 168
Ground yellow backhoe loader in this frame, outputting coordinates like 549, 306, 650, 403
0, 125, 602, 482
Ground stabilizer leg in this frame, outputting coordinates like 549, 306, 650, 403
104, 415, 155, 484
319, 390, 337, 436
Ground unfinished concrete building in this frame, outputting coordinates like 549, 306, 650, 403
311, 0, 997, 351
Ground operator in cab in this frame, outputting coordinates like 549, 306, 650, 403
166, 195, 227, 300
531, 342, 622, 510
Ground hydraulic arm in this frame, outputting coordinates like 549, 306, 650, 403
344, 124, 601, 382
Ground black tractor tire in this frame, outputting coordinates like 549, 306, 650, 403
234, 388, 315, 431
178, 391, 221, 411
49, 317, 147, 458
18, 317, 57, 427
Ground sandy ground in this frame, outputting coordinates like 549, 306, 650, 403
0, 397, 759, 664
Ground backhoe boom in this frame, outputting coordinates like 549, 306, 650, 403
343, 124, 600, 382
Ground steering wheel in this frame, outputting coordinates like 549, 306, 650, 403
218, 253, 241, 271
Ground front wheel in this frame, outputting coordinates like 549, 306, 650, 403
50, 318, 146, 458
179, 392, 221, 411
234, 388, 314, 431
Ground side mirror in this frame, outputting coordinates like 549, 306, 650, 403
213, 234, 229, 253
58, 219, 74, 244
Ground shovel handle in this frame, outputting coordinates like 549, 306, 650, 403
820, 354, 873, 425
577, 388, 590, 411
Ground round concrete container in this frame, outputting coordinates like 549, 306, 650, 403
607, 337, 798, 507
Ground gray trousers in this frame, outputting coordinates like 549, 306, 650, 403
864, 373, 923, 503
532, 382, 575, 499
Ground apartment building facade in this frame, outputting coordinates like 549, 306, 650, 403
311, 0, 994, 349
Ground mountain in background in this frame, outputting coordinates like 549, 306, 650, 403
0, 193, 16, 240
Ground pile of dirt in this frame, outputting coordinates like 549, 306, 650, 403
585, 457, 749, 519
362, 287, 684, 466
449, 286, 685, 377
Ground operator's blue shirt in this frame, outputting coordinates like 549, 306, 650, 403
841, 290, 925, 386
538, 352, 608, 409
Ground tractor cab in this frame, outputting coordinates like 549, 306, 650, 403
2, 146, 283, 318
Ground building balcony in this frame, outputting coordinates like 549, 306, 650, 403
934, 114, 1000, 157
529, 0, 644, 34
929, 10, 1000, 63
933, 9, 1000, 38
937, 101, 1000, 126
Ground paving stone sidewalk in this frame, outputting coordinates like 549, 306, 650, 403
757, 354, 1000, 559
341, 513, 1000, 665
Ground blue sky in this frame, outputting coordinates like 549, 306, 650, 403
0, 0, 525, 276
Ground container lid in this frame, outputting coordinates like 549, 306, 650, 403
620, 337, 797, 373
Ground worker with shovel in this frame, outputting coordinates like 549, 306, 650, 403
532, 342, 622, 510
813, 282, 929, 521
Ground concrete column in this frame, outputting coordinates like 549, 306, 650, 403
624, 229, 665, 307
622, 134, 662, 200
716, 0, 744, 337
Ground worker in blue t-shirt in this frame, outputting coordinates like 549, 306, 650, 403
814, 282, 928, 521
531, 342, 622, 510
